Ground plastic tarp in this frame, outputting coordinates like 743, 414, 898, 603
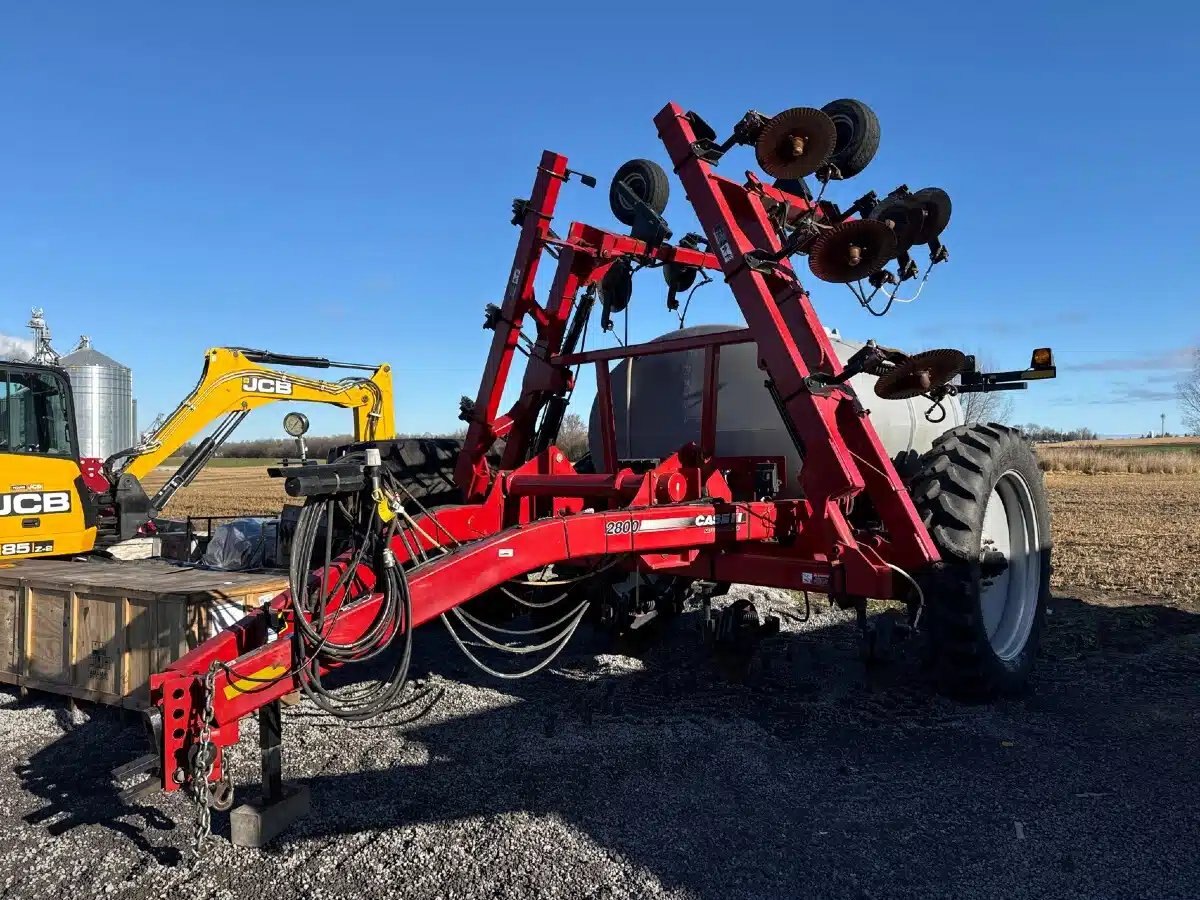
201, 517, 280, 571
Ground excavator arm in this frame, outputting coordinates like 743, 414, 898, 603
104, 347, 395, 517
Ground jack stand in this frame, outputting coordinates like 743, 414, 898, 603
857, 605, 914, 664
858, 604, 893, 664
230, 700, 310, 848
704, 597, 781, 654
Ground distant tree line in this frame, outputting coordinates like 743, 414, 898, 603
1020, 424, 1098, 443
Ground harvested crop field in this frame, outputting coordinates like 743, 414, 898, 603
141, 466, 291, 519
1045, 472, 1200, 602
148, 466, 1200, 605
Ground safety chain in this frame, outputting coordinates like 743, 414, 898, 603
191, 664, 219, 857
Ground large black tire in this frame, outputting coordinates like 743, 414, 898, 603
910, 424, 1052, 698
609, 159, 670, 226
821, 99, 880, 179
331, 438, 463, 508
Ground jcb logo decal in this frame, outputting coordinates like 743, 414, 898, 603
0, 492, 71, 517
242, 376, 293, 395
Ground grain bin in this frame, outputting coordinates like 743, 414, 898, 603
60, 337, 136, 460
587, 324, 963, 496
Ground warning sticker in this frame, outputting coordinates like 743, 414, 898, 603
712, 226, 736, 264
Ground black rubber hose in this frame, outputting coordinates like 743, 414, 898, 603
286, 491, 416, 721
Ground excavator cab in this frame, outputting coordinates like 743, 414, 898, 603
0, 362, 97, 560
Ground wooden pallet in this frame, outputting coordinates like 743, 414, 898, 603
0, 558, 287, 709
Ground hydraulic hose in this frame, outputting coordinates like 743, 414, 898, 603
287, 492, 415, 721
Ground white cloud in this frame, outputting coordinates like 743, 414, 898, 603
0, 333, 34, 361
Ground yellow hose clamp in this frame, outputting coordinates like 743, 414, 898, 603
373, 488, 396, 523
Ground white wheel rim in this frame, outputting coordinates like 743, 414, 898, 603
979, 469, 1041, 661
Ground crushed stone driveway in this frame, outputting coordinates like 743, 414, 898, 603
1, 585, 1197, 900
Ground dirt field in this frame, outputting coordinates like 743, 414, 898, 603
1045, 473, 1200, 602
147, 466, 1200, 606
141, 466, 291, 518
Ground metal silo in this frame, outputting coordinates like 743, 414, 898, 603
60, 337, 136, 460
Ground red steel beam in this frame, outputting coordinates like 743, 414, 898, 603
154, 500, 781, 765
594, 360, 618, 473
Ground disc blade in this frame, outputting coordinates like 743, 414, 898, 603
755, 107, 837, 179
873, 349, 968, 400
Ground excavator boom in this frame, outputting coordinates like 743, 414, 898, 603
109, 347, 395, 484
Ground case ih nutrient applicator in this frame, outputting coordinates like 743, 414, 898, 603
118, 99, 1057, 851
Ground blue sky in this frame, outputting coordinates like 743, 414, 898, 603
1, 2, 1197, 440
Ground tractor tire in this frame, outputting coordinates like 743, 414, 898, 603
820, 99, 880, 179
610, 159, 670, 226
332, 438, 463, 509
909, 423, 1051, 698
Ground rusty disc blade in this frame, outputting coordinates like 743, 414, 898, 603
807, 219, 897, 284
874, 349, 968, 400
755, 107, 837, 179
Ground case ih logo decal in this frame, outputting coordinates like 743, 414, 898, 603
242, 376, 293, 395
0, 491, 71, 517
694, 512, 745, 528
1, 540, 55, 556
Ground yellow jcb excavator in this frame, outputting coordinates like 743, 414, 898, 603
0, 347, 394, 561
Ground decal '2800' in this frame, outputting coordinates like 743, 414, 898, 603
603, 511, 746, 536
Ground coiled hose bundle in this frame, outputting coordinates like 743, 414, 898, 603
284, 459, 603, 723
287, 493, 415, 721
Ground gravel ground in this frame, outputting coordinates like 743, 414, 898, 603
1, 585, 1198, 900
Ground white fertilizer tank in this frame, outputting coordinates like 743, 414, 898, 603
587, 324, 963, 496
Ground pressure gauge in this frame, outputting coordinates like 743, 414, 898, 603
283, 411, 310, 438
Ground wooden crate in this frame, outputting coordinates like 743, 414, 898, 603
0, 559, 287, 709
0, 582, 19, 686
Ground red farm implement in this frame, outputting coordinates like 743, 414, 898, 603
119, 99, 1056, 850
